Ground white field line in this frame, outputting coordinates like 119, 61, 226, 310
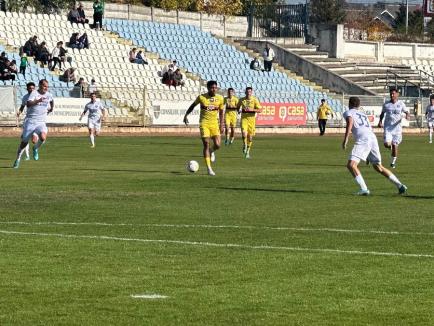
0, 229, 433, 259
0, 221, 433, 237
131, 294, 168, 299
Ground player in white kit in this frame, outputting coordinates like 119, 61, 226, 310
16, 82, 36, 161
342, 96, 407, 195
13, 79, 54, 168
79, 93, 106, 148
425, 94, 434, 143
378, 88, 409, 168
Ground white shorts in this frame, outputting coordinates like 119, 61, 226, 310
88, 119, 102, 131
349, 137, 381, 165
383, 127, 402, 145
428, 120, 434, 128
21, 120, 47, 142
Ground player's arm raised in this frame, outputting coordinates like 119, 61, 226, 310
342, 116, 353, 150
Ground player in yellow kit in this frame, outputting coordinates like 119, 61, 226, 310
237, 87, 262, 159
183, 80, 224, 176
224, 88, 239, 146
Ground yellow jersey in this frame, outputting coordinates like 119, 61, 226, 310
238, 96, 262, 119
193, 93, 225, 125
225, 96, 239, 111
317, 103, 333, 120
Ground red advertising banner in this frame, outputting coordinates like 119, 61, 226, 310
256, 102, 307, 126
424, 0, 434, 17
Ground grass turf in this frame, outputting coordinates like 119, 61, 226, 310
0, 135, 433, 325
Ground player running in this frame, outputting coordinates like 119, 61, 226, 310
378, 88, 409, 168
183, 80, 224, 176
13, 79, 54, 168
237, 87, 262, 159
16, 82, 36, 161
342, 96, 407, 195
425, 94, 434, 144
79, 93, 106, 148
224, 88, 239, 145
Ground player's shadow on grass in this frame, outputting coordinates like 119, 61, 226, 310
215, 186, 315, 194
77, 168, 165, 174
289, 162, 343, 168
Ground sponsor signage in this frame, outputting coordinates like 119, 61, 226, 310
47, 97, 89, 124
256, 102, 307, 126
151, 101, 200, 125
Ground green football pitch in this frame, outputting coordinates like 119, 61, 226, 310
0, 135, 433, 325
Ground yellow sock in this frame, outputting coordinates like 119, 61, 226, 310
205, 157, 211, 169
247, 140, 252, 150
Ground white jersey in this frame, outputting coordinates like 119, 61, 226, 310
84, 101, 104, 122
343, 108, 375, 144
382, 100, 408, 129
21, 93, 31, 107
426, 105, 434, 121
25, 90, 53, 123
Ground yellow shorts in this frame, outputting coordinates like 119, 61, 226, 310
225, 111, 238, 128
241, 117, 256, 136
200, 123, 220, 138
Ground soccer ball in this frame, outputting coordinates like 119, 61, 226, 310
186, 160, 199, 173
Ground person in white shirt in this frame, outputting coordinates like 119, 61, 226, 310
16, 82, 36, 161
342, 96, 407, 195
425, 94, 434, 143
262, 44, 275, 72
13, 79, 54, 168
88, 78, 98, 94
79, 93, 106, 148
378, 88, 410, 168
50, 41, 62, 71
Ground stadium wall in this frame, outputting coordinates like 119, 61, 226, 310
238, 39, 376, 96
308, 24, 345, 59
344, 40, 434, 63
80, 1, 248, 37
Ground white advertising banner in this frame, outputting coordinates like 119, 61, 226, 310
47, 97, 90, 124
151, 100, 200, 125
362, 106, 410, 127
0, 86, 16, 113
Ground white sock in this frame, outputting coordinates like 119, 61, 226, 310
391, 156, 397, 164
430, 130, 432, 141
388, 174, 402, 188
16, 146, 25, 160
34, 140, 44, 150
24, 144, 30, 158
355, 175, 368, 191
90, 134, 95, 146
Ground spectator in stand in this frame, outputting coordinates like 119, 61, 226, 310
68, 32, 80, 49
171, 60, 178, 71
59, 42, 69, 67
74, 77, 86, 97
262, 43, 275, 72
162, 62, 175, 75
173, 69, 184, 89
88, 78, 98, 94
250, 57, 261, 71
136, 50, 148, 65
93, 0, 104, 30
51, 42, 62, 71
8, 60, 18, 75
162, 66, 175, 88
0, 51, 6, 64
23, 37, 33, 56
77, 3, 89, 24
35, 42, 50, 66
78, 33, 90, 49
128, 48, 137, 63
67, 5, 81, 24
19, 53, 29, 77
60, 67, 77, 83
0, 57, 16, 84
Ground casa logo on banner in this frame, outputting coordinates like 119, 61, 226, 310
256, 103, 307, 126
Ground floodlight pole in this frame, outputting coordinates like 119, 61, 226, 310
405, 0, 409, 34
